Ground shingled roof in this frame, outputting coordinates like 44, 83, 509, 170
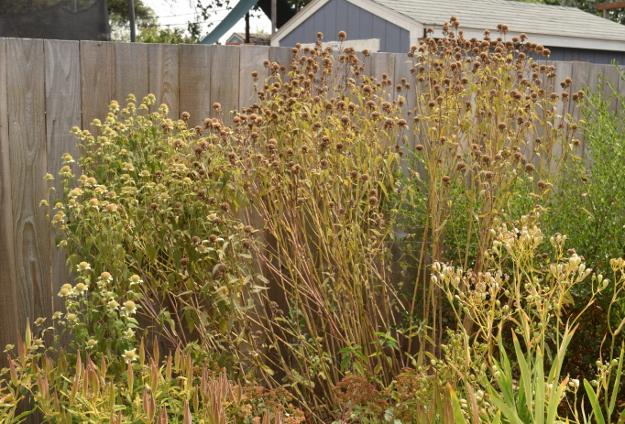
373, 0, 625, 42
272, 0, 625, 51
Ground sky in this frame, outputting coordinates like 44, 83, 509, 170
142, 0, 272, 43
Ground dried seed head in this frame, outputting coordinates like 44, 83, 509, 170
338, 31, 347, 41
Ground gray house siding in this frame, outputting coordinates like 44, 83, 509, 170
280, 0, 410, 53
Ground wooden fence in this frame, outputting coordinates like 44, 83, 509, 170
0, 37, 624, 362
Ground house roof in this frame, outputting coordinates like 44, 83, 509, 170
272, 0, 625, 51
227, 32, 271, 45
373, 0, 625, 42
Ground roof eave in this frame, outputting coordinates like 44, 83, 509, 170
429, 25, 625, 52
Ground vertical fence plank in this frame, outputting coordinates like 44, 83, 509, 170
570, 61, 590, 149
0, 38, 18, 370
599, 63, 620, 114
81, 41, 116, 129
148, 44, 180, 119
269, 47, 292, 84
239, 46, 269, 110
210, 45, 240, 125
6, 37, 52, 341
393, 52, 416, 149
116, 42, 149, 105
179, 44, 211, 129
44, 39, 82, 323
547, 61, 573, 172
369, 51, 395, 101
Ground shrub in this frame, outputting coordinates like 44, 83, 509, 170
52, 95, 261, 375
399, 22, 581, 353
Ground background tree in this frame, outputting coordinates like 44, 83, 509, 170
514, 0, 625, 24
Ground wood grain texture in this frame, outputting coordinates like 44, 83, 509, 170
239, 46, 269, 110
6, 38, 53, 338
369, 52, 395, 101
210, 45, 240, 125
269, 47, 292, 84
44, 39, 82, 324
179, 44, 211, 129
599, 65, 620, 114
393, 53, 415, 149
116, 42, 149, 106
0, 38, 19, 369
148, 44, 180, 119
548, 61, 573, 172
570, 61, 590, 147
80, 41, 116, 129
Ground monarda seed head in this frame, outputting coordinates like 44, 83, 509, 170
525, 163, 535, 173
338, 31, 347, 41
212, 102, 222, 111
181, 111, 190, 122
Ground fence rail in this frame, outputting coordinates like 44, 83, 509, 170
0, 37, 624, 363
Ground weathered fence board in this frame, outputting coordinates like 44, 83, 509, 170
179, 44, 212, 127
239, 46, 269, 108
148, 43, 180, 119
0, 38, 19, 370
0, 38, 624, 366
81, 41, 116, 129
44, 39, 82, 324
211, 45, 240, 125
6, 38, 53, 341
116, 42, 150, 105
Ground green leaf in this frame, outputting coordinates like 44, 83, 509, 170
513, 334, 534, 417
448, 385, 468, 424
146, 244, 157, 262
584, 379, 606, 424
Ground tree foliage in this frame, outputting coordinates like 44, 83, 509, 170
514, 0, 625, 25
